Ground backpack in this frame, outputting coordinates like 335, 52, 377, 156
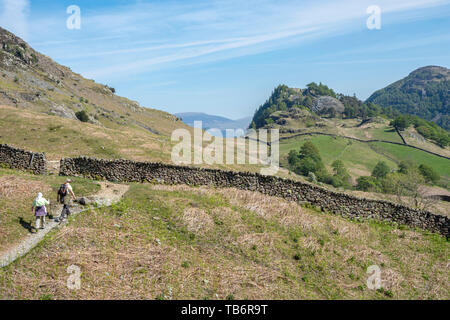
58, 184, 68, 202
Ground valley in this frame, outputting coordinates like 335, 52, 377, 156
0, 25, 448, 302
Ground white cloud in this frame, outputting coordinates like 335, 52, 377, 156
0, 0, 30, 40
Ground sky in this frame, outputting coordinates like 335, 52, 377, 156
0, 0, 449, 119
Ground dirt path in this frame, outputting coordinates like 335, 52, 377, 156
0, 182, 129, 268
47, 160, 60, 175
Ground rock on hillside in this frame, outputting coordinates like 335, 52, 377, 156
311, 96, 345, 114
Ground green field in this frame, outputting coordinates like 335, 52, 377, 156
370, 142, 450, 184
370, 127, 403, 143
280, 135, 450, 185
280, 135, 397, 177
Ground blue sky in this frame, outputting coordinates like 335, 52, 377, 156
1, 0, 449, 119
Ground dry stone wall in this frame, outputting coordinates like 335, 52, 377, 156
60, 157, 449, 237
0, 144, 46, 174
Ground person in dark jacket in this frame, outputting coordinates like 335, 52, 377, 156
55, 179, 76, 223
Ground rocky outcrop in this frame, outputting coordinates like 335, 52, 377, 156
49, 104, 77, 120
311, 96, 345, 114
0, 144, 46, 174
60, 157, 449, 237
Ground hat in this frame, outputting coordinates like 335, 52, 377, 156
65, 179, 72, 183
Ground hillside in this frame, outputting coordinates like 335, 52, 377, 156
1, 177, 448, 299
248, 82, 450, 198
366, 66, 450, 130
250, 83, 344, 129
0, 26, 188, 137
0, 105, 175, 162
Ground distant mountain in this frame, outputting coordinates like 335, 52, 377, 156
366, 66, 450, 130
175, 112, 252, 137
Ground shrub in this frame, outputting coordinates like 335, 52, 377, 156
307, 172, 317, 183
356, 176, 380, 192
331, 160, 351, 187
418, 164, 440, 184
75, 110, 89, 122
372, 161, 390, 179
288, 141, 326, 178
398, 160, 415, 174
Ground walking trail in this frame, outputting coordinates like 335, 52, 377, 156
0, 182, 129, 268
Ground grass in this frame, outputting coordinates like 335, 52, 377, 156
280, 134, 450, 185
280, 135, 397, 178
370, 127, 403, 143
370, 142, 450, 185
0, 105, 173, 162
0, 168, 101, 252
0, 183, 448, 300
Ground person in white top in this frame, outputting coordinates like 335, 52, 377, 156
32, 192, 50, 230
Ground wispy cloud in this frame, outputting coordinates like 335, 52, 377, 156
21, 0, 450, 80
0, 0, 30, 40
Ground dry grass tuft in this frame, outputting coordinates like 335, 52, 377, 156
0, 176, 49, 200
182, 208, 214, 235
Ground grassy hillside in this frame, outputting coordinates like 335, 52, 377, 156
0, 105, 176, 162
1, 183, 448, 300
0, 105, 268, 175
370, 142, 450, 180
281, 135, 396, 178
0, 26, 192, 142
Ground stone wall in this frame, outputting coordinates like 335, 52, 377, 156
0, 144, 46, 174
60, 157, 449, 237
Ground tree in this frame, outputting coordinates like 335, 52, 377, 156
398, 160, 415, 174
287, 141, 326, 178
390, 116, 410, 131
287, 150, 299, 167
331, 160, 351, 187
390, 168, 438, 210
356, 176, 380, 192
299, 141, 321, 163
372, 161, 390, 179
331, 160, 345, 175
418, 164, 440, 184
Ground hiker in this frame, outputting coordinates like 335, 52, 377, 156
31, 192, 50, 231
55, 179, 76, 223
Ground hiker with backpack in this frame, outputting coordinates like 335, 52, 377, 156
31, 192, 50, 231
55, 179, 76, 223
